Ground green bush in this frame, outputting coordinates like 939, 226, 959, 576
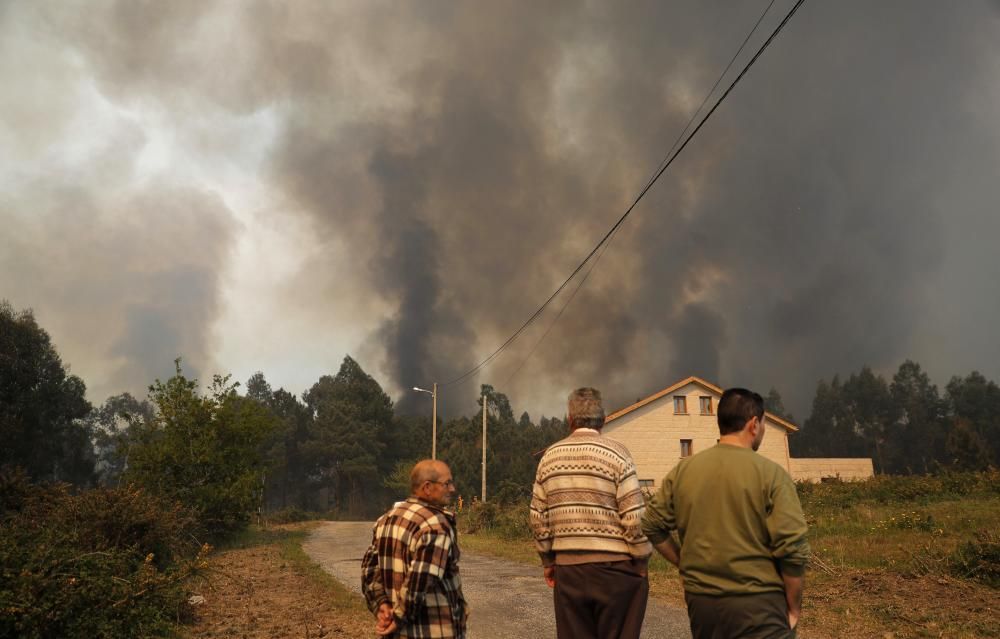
796, 469, 999, 511
0, 468, 207, 638
950, 529, 1000, 588
492, 479, 532, 505
266, 506, 315, 524
458, 501, 531, 540
125, 367, 278, 539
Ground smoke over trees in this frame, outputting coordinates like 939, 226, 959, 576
2, 2, 1000, 420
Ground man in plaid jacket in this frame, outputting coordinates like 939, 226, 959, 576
362, 459, 468, 638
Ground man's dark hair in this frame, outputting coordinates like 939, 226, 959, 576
717, 388, 765, 435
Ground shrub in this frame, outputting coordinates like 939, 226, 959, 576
950, 529, 1000, 588
125, 366, 278, 539
797, 469, 999, 512
493, 479, 531, 505
266, 506, 314, 524
458, 501, 531, 540
0, 469, 207, 638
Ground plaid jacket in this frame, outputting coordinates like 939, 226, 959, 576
361, 498, 468, 639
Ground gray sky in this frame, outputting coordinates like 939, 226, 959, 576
2, 0, 998, 421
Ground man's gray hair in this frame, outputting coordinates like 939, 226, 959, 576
567, 387, 605, 430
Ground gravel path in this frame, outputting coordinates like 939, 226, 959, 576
303, 521, 691, 639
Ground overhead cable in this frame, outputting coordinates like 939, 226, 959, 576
499, 0, 780, 387
442, 0, 807, 388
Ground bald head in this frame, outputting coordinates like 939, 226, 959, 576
410, 459, 448, 493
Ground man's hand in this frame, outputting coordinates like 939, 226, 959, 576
543, 565, 556, 588
634, 556, 650, 578
375, 603, 397, 636
376, 618, 398, 636
782, 573, 804, 631
652, 538, 680, 568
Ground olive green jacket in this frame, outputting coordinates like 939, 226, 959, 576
641, 443, 810, 595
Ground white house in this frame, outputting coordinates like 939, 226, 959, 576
602, 376, 874, 486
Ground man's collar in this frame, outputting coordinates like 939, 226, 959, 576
406, 496, 456, 517
571, 427, 600, 434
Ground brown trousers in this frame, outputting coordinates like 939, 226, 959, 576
684, 591, 796, 639
553, 560, 649, 639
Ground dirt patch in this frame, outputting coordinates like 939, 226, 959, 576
802, 569, 999, 638
182, 538, 371, 638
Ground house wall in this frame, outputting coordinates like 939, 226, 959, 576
789, 458, 874, 483
603, 382, 791, 487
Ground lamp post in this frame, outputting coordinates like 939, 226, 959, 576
413, 384, 438, 459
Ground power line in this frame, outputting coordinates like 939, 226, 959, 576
442, 0, 808, 389
639, 0, 778, 196
499, 0, 779, 387
502, 221, 618, 388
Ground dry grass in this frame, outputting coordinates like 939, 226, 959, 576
458, 493, 1000, 638
801, 569, 999, 638
459, 531, 539, 564
182, 524, 371, 639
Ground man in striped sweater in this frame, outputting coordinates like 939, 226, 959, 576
530, 387, 653, 639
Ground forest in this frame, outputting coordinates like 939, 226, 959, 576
4, 299, 1000, 521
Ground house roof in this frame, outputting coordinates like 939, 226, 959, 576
604, 375, 799, 432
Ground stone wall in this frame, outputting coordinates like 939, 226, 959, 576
789, 458, 874, 483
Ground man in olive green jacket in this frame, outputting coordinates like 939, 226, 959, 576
641, 388, 810, 638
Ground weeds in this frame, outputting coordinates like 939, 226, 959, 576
870, 510, 940, 533
458, 500, 531, 539
950, 529, 1000, 587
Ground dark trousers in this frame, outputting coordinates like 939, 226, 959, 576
553, 560, 649, 639
684, 591, 796, 639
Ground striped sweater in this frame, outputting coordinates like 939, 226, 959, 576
530, 430, 653, 566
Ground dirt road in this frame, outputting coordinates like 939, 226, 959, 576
303, 521, 691, 639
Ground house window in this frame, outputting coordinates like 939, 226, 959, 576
673, 396, 687, 414
699, 396, 713, 415
638, 479, 655, 489
680, 439, 693, 457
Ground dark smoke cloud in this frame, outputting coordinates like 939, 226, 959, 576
2, 0, 999, 419
0, 177, 237, 400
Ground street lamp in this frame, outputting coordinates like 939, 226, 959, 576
412, 384, 438, 459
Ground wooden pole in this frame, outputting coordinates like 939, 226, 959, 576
481, 392, 487, 502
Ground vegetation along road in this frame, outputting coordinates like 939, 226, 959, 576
303, 521, 692, 639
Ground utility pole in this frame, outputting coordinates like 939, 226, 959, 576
412, 384, 439, 459
481, 391, 487, 502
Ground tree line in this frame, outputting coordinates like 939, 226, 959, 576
786, 360, 1000, 475
0, 301, 567, 519
3, 300, 999, 522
